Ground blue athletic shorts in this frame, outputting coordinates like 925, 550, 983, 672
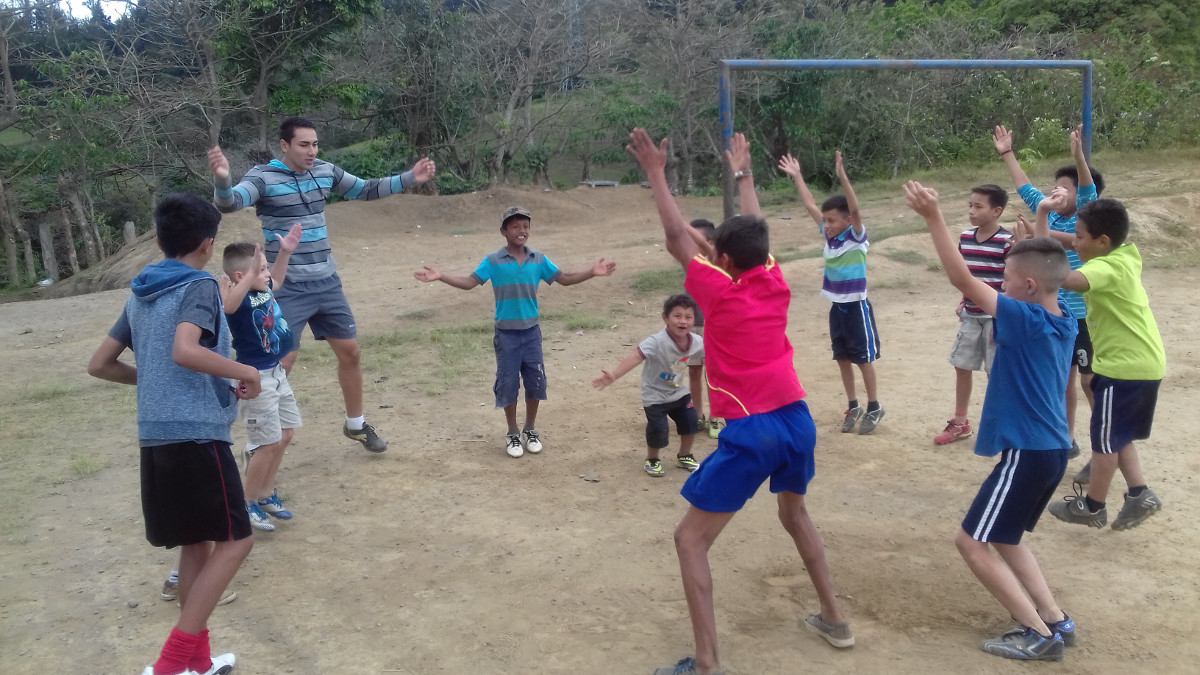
829, 299, 880, 364
274, 273, 357, 344
644, 394, 699, 449
493, 325, 547, 408
1090, 374, 1160, 454
961, 447, 1067, 545
680, 400, 816, 513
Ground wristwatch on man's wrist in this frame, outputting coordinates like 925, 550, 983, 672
733, 170, 752, 179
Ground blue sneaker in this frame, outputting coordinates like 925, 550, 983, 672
258, 489, 293, 519
1050, 613, 1076, 647
981, 626, 1063, 661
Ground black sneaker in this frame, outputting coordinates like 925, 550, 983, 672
1050, 613, 1076, 647
344, 422, 388, 452
980, 626, 1064, 661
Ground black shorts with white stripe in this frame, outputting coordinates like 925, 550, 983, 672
1089, 374, 1160, 454
962, 448, 1068, 545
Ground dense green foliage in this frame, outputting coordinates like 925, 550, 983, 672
1, 0, 1197, 287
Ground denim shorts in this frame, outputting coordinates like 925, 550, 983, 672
493, 325, 547, 408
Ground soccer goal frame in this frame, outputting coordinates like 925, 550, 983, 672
717, 58, 1094, 218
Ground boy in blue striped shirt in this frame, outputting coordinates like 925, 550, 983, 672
413, 206, 615, 457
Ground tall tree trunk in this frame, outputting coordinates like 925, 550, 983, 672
0, 177, 18, 283
59, 210, 81, 276
0, 177, 35, 281
254, 63, 272, 161
37, 220, 59, 282
58, 175, 99, 267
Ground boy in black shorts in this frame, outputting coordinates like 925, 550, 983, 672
89, 193, 260, 675
907, 181, 1076, 662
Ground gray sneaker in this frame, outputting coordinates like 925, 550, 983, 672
1067, 440, 1081, 459
1048, 485, 1107, 528
804, 613, 855, 648
1111, 488, 1163, 531
981, 627, 1064, 661
840, 407, 864, 433
858, 407, 885, 435
1071, 461, 1091, 487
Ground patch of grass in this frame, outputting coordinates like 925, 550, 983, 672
397, 308, 436, 321
542, 310, 613, 331
632, 267, 684, 296
881, 249, 928, 266
775, 247, 823, 263
360, 322, 493, 395
24, 381, 76, 402
926, 261, 944, 272
70, 454, 105, 478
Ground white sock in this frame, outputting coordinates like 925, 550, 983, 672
167, 570, 179, 584
346, 415, 365, 431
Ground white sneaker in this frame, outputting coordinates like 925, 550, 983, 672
196, 652, 236, 675
247, 502, 275, 531
505, 434, 524, 458
521, 429, 543, 454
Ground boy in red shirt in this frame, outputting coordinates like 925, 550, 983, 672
627, 129, 852, 675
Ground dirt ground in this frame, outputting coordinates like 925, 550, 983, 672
1, 171, 1198, 675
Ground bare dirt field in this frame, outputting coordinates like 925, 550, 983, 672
2, 156, 1199, 675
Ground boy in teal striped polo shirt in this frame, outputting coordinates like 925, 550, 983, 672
414, 206, 616, 457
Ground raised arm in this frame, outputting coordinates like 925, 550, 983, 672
331, 156, 436, 202
1033, 188, 1076, 247
87, 336, 137, 385
209, 146, 257, 213
269, 223, 302, 287
558, 258, 616, 286
993, 125, 1033, 190
835, 150, 863, 234
904, 180, 998, 317
412, 265, 480, 290
1069, 125, 1094, 192
592, 349, 645, 389
626, 128, 699, 268
725, 132, 760, 217
777, 154, 823, 226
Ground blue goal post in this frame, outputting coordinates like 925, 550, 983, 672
717, 58, 1094, 218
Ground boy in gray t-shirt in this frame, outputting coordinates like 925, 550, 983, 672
593, 294, 705, 476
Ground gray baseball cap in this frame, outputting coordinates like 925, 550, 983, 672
501, 206, 532, 226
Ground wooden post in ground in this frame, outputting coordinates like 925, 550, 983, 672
123, 221, 136, 246
37, 220, 59, 281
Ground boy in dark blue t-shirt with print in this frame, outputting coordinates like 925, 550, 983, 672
219, 225, 302, 532
906, 180, 1077, 663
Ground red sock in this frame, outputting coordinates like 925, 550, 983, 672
187, 628, 212, 673
153, 627, 200, 675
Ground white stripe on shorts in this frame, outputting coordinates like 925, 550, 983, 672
1098, 384, 1113, 453
974, 449, 1021, 541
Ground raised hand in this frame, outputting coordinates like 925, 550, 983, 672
592, 258, 616, 276
1069, 124, 1085, 162
592, 370, 616, 389
276, 223, 302, 254
902, 180, 941, 217
835, 150, 847, 178
992, 125, 1014, 155
1013, 212, 1032, 241
208, 146, 230, 180
411, 157, 436, 184
1041, 185, 1071, 213
725, 132, 752, 175
218, 273, 234, 295
412, 265, 442, 282
626, 128, 668, 173
777, 154, 802, 179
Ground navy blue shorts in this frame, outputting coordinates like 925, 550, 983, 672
274, 273, 357, 344
962, 448, 1067, 545
829, 299, 880, 364
1072, 319, 1094, 374
1090, 374, 1160, 453
680, 400, 816, 513
141, 441, 252, 548
644, 395, 699, 448
493, 325, 547, 408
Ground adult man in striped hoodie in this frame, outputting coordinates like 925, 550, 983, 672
210, 116, 435, 453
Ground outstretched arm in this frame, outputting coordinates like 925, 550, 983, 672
777, 154, 823, 226
835, 150, 863, 234
413, 266, 480, 290
270, 223, 302, 287
592, 350, 645, 389
87, 336, 136, 385
209, 146, 256, 213
1069, 125, 1094, 192
993, 125, 1032, 190
904, 180, 998, 317
558, 258, 616, 286
626, 128, 699, 268
726, 132, 760, 217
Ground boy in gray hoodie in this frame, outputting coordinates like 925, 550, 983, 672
89, 193, 261, 675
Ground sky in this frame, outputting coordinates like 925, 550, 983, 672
63, 0, 128, 20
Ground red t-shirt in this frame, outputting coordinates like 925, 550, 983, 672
684, 255, 805, 419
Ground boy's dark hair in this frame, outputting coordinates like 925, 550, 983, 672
1008, 236, 1070, 290
1054, 165, 1106, 196
821, 194, 850, 217
689, 219, 716, 241
713, 214, 769, 270
155, 193, 220, 258
222, 242, 257, 275
279, 116, 316, 143
971, 184, 1009, 210
1076, 198, 1128, 247
663, 293, 698, 316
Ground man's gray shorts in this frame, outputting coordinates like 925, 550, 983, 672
274, 273, 357, 345
949, 314, 995, 373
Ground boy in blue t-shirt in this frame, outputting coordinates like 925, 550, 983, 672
88, 193, 260, 675
219, 224, 302, 532
906, 180, 1077, 662
413, 206, 615, 457
994, 124, 1104, 459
